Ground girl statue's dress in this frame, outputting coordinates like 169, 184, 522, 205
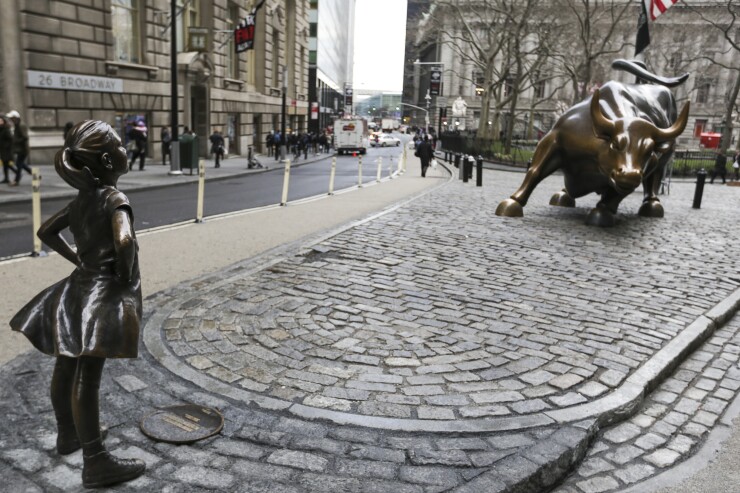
11, 187, 141, 358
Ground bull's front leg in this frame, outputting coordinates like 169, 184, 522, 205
637, 162, 665, 218
496, 133, 562, 217
586, 188, 625, 227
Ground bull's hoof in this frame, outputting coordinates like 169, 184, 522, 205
495, 198, 524, 217
585, 207, 615, 227
638, 200, 664, 218
549, 190, 575, 208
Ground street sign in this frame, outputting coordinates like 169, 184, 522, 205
235, 13, 257, 53
429, 66, 442, 96
140, 404, 223, 444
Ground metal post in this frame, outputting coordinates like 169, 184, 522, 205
377, 156, 382, 182
402, 146, 406, 173
358, 155, 363, 188
389, 157, 393, 179
195, 159, 205, 222
328, 156, 336, 195
463, 155, 469, 183
168, 0, 182, 175
692, 168, 707, 209
476, 155, 483, 187
458, 154, 464, 180
281, 158, 292, 205
31, 168, 45, 257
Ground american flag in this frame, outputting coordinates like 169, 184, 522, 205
644, 0, 680, 22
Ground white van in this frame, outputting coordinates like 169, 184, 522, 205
334, 119, 369, 155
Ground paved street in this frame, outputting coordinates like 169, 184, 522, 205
2, 160, 740, 492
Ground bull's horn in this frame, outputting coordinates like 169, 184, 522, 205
590, 89, 615, 137
653, 102, 690, 142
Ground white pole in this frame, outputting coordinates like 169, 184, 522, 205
358, 155, 363, 188
376, 156, 382, 182
195, 158, 205, 222
402, 146, 407, 173
389, 156, 393, 179
328, 156, 336, 195
281, 158, 292, 205
31, 168, 45, 256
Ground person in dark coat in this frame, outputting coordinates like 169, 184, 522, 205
161, 127, 171, 166
710, 151, 727, 184
8, 110, 32, 185
0, 116, 16, 183
10, 121, 146, 488
128, 121, 148, 171
209, 128, 225, 168
415, 135, 434, 177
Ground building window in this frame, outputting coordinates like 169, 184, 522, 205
504, 76, 514, 97
176, 0, 201, 52
695, 81, 710, 103
227, 2, 239, 80
111, 0, 141, 63
533, 78, 546, 99
271, 27, 280, 88
693, 119, 707, 137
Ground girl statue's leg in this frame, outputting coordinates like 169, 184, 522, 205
51, 356, 79, 454
73, 356, 145, 488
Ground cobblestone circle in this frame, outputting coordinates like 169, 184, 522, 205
156, 171, 740, 423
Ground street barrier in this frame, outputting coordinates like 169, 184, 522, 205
281, 158, 292, 205
31, 168, 45, 257
328, 157, 336, 195
693, 168, 707, 209
377, 157, 382, 182
195, 159, 205, 222
476, 156, 483, 187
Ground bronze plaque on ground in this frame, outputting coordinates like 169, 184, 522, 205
140, 404, 223, 444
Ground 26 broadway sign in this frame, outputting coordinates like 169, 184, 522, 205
27, 70, 123, 93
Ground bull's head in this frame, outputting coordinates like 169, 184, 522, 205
591, 89, 689, 194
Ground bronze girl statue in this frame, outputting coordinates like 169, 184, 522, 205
10, 120, 145, 488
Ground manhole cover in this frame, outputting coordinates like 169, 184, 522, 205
140, 404, 223, 444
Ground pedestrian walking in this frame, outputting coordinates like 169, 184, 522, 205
161, 127, 171, 166
10, 120, 146, 489
8, 110, 32, 186
273, 131, 281, 161
0, 115, 16, 184
415, 135, 434, 178
128, 120, 148, 171
209, 128, 225, 168
710, 151, 727, 184
266, 131, 274, 157
733, 150, 740, 182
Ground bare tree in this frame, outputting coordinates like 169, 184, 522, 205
425, 0, 559, 152
683, 1, 740, 155
550, 0, 633, 104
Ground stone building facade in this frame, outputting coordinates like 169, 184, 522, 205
0, 0, 310, 163
406, 1, 739, 148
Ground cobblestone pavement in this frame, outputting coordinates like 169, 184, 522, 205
3, 169, 740, 491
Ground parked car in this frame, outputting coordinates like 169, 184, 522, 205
375, 134, 401, 147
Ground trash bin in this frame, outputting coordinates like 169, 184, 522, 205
179, 133, 199, 175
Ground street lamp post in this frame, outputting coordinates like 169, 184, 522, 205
168, 0, 182, 175
424, 90, 431, 133
281, 66, 288, 161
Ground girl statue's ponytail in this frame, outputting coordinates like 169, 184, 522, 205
55, 147, 100, 191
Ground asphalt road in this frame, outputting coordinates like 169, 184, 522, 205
0, 144, 406, 259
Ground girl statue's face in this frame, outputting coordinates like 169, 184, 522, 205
107, 131, 129, 176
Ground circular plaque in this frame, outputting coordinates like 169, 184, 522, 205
140, 404, 224, 444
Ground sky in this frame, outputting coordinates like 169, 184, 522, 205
352, 0, 408, 93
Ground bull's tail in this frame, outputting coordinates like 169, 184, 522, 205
612, 59, 689, 87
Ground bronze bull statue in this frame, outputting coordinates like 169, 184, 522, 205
496, 60, 690, 227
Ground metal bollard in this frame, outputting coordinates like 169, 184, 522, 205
358, 155, 363, 187
31, 168, 46, 257
377, 156, 383, 182
195, 159, 205, 222
281, 158, 292, 205
463, 156, 470, 183
454, 153, 460, 169
458, 154, 465, 180
389, 157, 394, 179
476, 156, 483, 187
692, 168, 707, 209
328, 156, 336, 195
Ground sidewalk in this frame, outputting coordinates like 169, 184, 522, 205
0, 151, 334, 205
2, 159, 740, 492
